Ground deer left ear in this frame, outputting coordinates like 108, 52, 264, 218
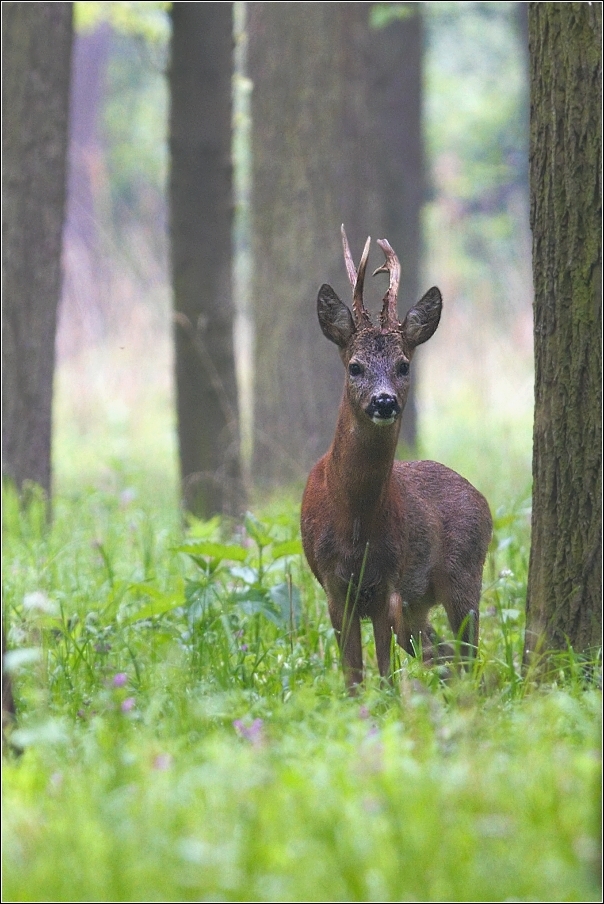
401, 287, 442, 348
317, 284, 356, 348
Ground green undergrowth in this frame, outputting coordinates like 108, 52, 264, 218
2, 481, 601, 902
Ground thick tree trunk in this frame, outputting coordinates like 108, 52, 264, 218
372, 4, 424, 448
525, 2, 602, 657
169, 2, 242, 517
248, 2, 424, 485
2, 1, 73, 500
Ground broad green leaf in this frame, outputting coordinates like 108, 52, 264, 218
124, 583, 184, 623
238, 599, 282, 626
269, 582, 302, 626
244, 512, 272, 548
175, 542, 248, 563
230, 565, 259, 585
184, 512, 222, 539
270, 539, 303, 561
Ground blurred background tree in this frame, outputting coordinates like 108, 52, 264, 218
248, 1, 424, 485
2, 1, 73, 503
169, 1, 242, 518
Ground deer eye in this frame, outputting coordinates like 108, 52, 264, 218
397, 361, 410, 377
348, 362, 363, 377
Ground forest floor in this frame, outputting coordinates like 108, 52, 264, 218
3, 471, 601, 901
3, 335, 600, 902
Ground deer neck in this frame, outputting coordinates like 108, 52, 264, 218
326, 397, 400, 526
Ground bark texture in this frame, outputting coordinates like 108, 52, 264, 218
525, 2, 602, 656
2, 1, 73, 499
169, 2, 242, 516
248, 3, 424, 484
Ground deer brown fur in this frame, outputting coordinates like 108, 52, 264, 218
300, 227, 492, 690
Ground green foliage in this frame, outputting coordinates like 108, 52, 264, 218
102, 28, 168, 222
3, 483, 601, 902
75, 1, 171, 42
73, 1, 170, 233
370, 2, 417, 30
5, 5, 597, 899
425, 1, 528, 196
418, 0, 533, 356
373, 2, 528, 227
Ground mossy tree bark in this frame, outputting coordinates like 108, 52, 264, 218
2, 1, 73, 501
248, 2, 424, 485
525, 2, 602, 657
169, 3, 242, 517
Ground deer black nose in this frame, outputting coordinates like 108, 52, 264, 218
368, 393, 400, 421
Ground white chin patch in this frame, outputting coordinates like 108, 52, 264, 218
371, 415, 396, 427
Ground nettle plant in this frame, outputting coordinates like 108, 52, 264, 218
173, 512, 304, 685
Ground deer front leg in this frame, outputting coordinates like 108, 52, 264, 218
328, 596, 363, 691
396, 597, 441, 663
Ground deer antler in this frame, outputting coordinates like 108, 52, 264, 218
374, 238, 401, 329
341, 225, 372, 329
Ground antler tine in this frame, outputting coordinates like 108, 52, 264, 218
353, 236, 372, 328
341, 226, 372, 329
373, 238, 401, 329
340, 224, 358, 290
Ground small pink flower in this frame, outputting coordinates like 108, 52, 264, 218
120, 488, 137, 507
121, 697, 135, 713
153, 754, 173, 771
113, 673, 128, 687
233, 718, 264, 746
50, 772, 63, 789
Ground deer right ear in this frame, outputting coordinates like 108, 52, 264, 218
317, 284, 355, 348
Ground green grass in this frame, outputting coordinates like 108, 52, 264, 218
2, 472, 601, 902
3, 322, 600, 902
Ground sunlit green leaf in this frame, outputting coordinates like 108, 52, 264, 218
124, 582, 184, 622
175, 542, 248, 563
244, 512, 272, 548
270, 539, 303, 561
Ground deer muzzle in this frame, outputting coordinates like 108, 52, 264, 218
366, 392, 401, 425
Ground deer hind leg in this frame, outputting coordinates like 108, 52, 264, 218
328, 596, 363, 691
441, 571, 482, 664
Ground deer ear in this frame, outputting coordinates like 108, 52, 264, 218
401, 286, 442, 348
317, 284, 355, 348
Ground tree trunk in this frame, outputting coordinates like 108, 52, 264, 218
357, 3, 424, 449
2, 1, 73, 501
169, 2, 242, 517
525, 2, 602, 657
248, 2, 424, 485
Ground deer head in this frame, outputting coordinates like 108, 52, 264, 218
317, 226, 442, 427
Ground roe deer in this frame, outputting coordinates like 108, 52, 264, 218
300, 227, 492, 690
